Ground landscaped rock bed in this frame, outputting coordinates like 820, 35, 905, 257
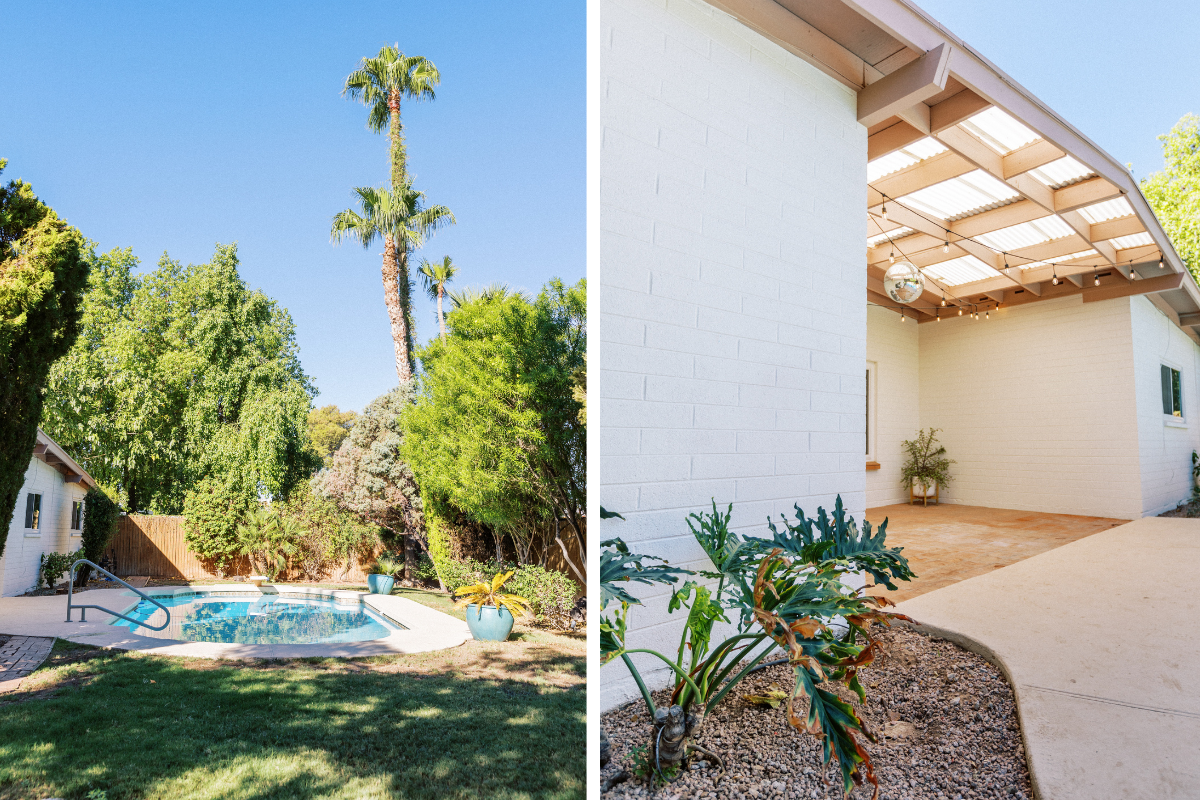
601, 627, 1033, 800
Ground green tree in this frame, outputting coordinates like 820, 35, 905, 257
418, 255, 458, 341
76, 486, 121, 586
342, 45, 440, 192
0, 159, 89, 561
41, 243, 319, 567
1142, 114, 1200, 281
331, 183, 454, 383
308, 405, 358, 466
401, 278, 586, 582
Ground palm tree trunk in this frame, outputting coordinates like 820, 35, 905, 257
437, 286, 447, 340
396, 247, 417, 378
388, 91, 405, 190
381, 234, 412, 384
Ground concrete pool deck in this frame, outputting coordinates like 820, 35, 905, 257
0, 584, 471, 659
895, 516, 1200, 800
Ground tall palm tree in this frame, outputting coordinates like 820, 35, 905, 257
446, 283, 518, 309
332, 182, 454, 383
343, 45, 439, 190
418, 255, 458, 341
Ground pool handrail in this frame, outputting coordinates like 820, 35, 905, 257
65, 559, 172, 631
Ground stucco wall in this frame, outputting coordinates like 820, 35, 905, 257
1130, 295, 1200, 515
865, 305, 920, 508
597, 0, 866, 709
916, 294, 1142, 519
1, 458, 86, 597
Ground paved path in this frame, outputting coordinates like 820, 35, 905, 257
0, 636, 55, 693
895, 516, 1200, 799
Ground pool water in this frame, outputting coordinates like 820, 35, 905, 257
110, 592, 404, 644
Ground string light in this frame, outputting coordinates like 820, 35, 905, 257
943, 238, 950, 254
958, 307, 963, 316
941, 291, 947, 307
1051, 265, 1059, 286
899, 309, 905, 322
1093, 267, 1100, 287
986, 309, 990, 320
881, 203, 888, 221
1160, 256, 1166, 270
936, 308, 941, 322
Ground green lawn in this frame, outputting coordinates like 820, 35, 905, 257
0, 627, 585, 800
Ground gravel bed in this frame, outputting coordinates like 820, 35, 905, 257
601, 627, 1033, 800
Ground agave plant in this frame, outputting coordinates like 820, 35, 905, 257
454, 571, 532, 619
601, 496, 917, 797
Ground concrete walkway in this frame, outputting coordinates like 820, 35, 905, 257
895, 516, 1200, 799
0, 585, 470, 659
0, 636, 55, 692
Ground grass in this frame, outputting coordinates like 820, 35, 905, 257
0, 624, 584, 799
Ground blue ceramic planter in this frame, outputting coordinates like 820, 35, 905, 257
464, 604, 515, 641
367, 574, 395, 595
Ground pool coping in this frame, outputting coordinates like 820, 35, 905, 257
0, 585, 471, 659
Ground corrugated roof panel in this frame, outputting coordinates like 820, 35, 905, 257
899, 170, 1021, 220
1108, 232, 1154, 250
922, 255, 1003, 286
1020, 249, 1096, 269
960, 107, 1041, 155
1078, 197, 1134, 224
867, 137, 948, 183
1029, 156, 1094, 189
975, 216, 1075, 252
867, 226, 913, 247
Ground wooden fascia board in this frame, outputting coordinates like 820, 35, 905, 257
858, 43, 952, 127
1082, 271, 1183, 303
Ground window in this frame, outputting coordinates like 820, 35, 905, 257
1162, 365, 1184, 418
865, 362, 877, 462
24, 493, 41, 530
71, 501, 83, 531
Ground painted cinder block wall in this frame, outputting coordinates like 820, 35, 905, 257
1, 457, 85, 597
865, 305, 920, 508
598, 0, 867, 710
1130, 295, 1200, 515
914, 295, 1143, 519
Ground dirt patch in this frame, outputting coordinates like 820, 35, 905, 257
1159, 500, 1200, 518
601, 627, 1033, 800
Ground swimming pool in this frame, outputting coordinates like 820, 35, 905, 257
110, 590, 406, 645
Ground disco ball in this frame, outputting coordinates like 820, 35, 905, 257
884, 261, 925, 304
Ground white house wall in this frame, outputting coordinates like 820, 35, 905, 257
866, 305, 920, 508
1, 458, 85, 597
916, 295, 1143, 519
1130, 295, 1200, 515
598, 0, 866, 710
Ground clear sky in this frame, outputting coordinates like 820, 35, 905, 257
1, 0, 584, 413
914, 0, 1199, 180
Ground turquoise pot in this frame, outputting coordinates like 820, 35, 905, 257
464, 604, 515, 641
367, 574, 395, 595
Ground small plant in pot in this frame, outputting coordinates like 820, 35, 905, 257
454, 571, 531, 641
901, 427, 954, 503
369, 555, 403, 595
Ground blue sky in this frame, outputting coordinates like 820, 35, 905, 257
916, 0, 1199, 180
1, 0, 584, 412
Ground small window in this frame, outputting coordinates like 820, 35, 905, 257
24, 493, 41, 530
1162, 365, 1184, 418
865, 362, 877, 461
71, 501, 83, 530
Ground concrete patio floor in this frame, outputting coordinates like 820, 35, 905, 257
894, 516, 1200, 799
865, 503, 1128, 602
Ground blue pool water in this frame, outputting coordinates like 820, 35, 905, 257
110, 592, 404, 644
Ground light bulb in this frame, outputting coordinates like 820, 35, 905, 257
1094, 275, 1100, 286
943, 241, 950, 254
936, 311, 941, 322
941, 296, 947, 307
958, 308, 963, 316
889, 252, 895, 264
986, 310, 990, 319
882, 204, 888, 221
1160, 258, 1166, 270
1052, 276, 1059, 286
900, 311, 906, 322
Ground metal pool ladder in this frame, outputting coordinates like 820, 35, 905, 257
65, 559, 171, 631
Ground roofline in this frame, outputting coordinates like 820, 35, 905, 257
35, 428, 98, 490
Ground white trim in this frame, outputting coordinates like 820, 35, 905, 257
866, 360, 879, 462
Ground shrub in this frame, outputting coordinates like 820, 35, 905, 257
40, 549, 81, 590
900, 427, 954, 490
424, 509, 453, 587
236, 506, 299, 580
76, 487, 120, 585
183, 475, 253, 571
413, 553, 439, 584
504, 563, 578, 626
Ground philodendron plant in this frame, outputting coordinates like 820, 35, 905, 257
601, 497, 916, 798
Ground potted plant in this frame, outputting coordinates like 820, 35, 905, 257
368, 555, 402, 595
454, 570, 531, 641
900, 427, 954, 505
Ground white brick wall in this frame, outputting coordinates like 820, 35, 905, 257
916, 295, 1143, 519
598, 0, 866, 710
1130, 296, 1200, 515
865, 305, 920, 507
1, 458, 86, 596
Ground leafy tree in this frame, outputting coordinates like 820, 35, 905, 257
76, 486, 121, 586
313, 383, 425, 580
342, 45, 440, 193
418, 255, 457, 341
279, 480, 380, 582
402, 278, 586, 582
1142, 114, 1200, 281
0, 159, 89, 562
308, 405, 358, 467
331, 183, 454, 382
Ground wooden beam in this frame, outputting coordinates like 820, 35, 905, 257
1002, 139, 1064, 179
869, 201, 1003, 270
64, 475, 84, 484
870, 150, 973, 199
929, 89, 991, 133
858, 44, 952, 128
1082, 271, 1184, 303
1177, 313, 1200, 327
1054, 177, 1122, 214
867, 121, 925, 161
1090, 215, 1144, 242
949, 200, 1050, 239
1115, 243, 1162, 264
32, 444, 49, 455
